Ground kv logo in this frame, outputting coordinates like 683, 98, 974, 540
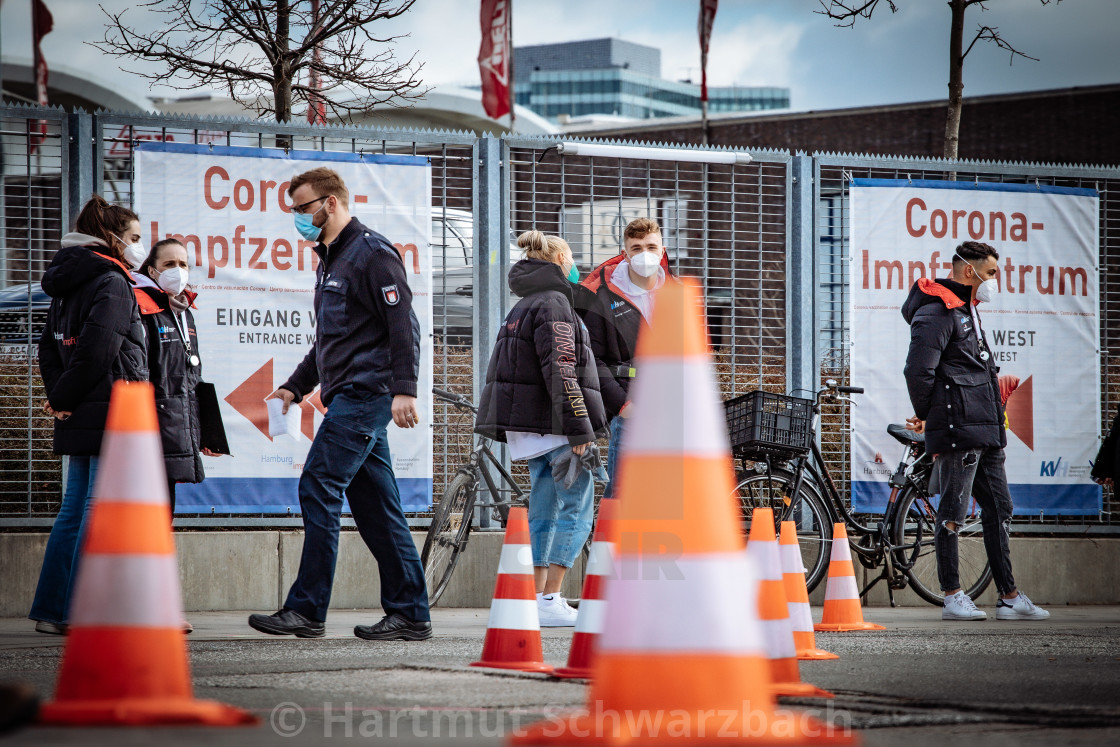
1039, 457, 1069, 477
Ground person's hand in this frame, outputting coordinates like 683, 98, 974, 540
619, 401, 633, 418
905, 416, 925, 434
572, 442, 590, 456
201, 448, 223, 457
392, 395, 419, 428
43, 401, 71, 420
267, 387, 296, 414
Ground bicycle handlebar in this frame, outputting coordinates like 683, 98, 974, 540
836, 386, 864, 394
432, 388, 478, 413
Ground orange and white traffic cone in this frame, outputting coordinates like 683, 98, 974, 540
749, 509, 833, 698
470, 506, 553, 674
814, 523, 886, 632
781, 521, 838, 660
39, 382, 256, 726
553, 499, 618, 680
512, 280, 856, 745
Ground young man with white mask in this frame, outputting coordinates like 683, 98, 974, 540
579, 217, 672, 498
902, 240, 1048, 622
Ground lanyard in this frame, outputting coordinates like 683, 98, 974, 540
169, 309, 200, 367
968, 304, 990, 361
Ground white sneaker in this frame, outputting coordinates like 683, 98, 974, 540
942, 591, 987, 620
537, 594, 578, 627
996, 592, 1050, 620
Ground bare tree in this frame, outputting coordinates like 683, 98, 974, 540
94, 0, 427, 123
816, 0, 1060, 160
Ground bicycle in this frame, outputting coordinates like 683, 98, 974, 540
728, 380, 993, 607
422, 388, 527, 605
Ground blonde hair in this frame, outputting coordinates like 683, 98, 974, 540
517, 230, 569, 263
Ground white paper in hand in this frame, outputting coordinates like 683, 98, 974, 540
267, 397, 302, 439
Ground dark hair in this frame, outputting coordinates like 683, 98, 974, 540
73, 195, 138, 265
139, 238, 186, 278
953, 241, 999, 266
288, 167, 349, 205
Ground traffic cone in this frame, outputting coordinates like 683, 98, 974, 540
39, 382, 256, 726
512, 280, 856, 745
781, 521, 838, 660
748, 509, 833, 698
553, 499, 619, 680
470, 506, 553, 674
814, 523, 886, 632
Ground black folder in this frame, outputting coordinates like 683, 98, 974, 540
196, 382, 231, 456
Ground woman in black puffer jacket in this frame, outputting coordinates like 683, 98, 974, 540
30, 195, 148, 635
475, 231, 607, 627
133, 238, 217, 513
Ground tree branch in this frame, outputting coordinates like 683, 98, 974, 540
962, 24, 1040, 63
815, 0, 898, 27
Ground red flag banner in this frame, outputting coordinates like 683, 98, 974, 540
478, 0, 511, 120
307, 0, 326, 125
698, 0, 718, 103
30, 0, 54, 153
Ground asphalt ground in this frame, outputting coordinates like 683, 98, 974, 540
1, 606, 1119, 746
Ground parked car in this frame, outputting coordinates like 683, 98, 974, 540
0, 283, 48, 349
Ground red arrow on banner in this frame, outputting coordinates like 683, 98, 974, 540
299, 388, 327, 442
224, 359, 274, 440
1004, 375, 1034, 451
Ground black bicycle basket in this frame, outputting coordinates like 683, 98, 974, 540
724, 390, 813, 461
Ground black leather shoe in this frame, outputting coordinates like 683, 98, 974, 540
354, 613, 432, 641
248, 608, 325, 638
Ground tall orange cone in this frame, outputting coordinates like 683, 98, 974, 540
748, 509, 833, 698
471, 506, 553, 673
39, 382, 256, 726
814, 523, 886, 632
781, 521, 838, 660
553, 499, 618, 680
512, 281, 856, 745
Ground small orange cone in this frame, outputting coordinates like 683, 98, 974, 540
470, 506, 553, 673
39, 382, 256, 726
553, 499, 618, 680
748, 509, 833, 698
511, 280, 856, 745
814, 524, 886, 632
781, 521, 838, 660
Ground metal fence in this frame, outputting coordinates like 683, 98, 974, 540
813, 153, 1120, 530
1, 103, 1117, 531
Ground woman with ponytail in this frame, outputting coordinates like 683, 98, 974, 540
30, 195, 149, 635
475, 231, 607, 626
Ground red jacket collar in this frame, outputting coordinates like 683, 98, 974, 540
91, 251, 136, 280
581, 252, 673, 300
917, 277, 978, 310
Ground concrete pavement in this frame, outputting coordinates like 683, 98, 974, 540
1, 607, 1119, 745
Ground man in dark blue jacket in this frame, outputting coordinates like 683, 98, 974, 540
903, 240, 1048, 622
248, 167, 430, 640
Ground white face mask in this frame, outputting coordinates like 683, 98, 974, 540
629, 250, 661, 278
117, 234, 147, 267
156, 267, 189, 296
975, 277, 998, 304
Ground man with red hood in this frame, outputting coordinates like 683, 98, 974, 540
579, 218, 672, 498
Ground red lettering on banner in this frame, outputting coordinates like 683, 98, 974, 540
204, 166, 229, 209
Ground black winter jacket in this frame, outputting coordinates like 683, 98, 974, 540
902, 277, 1006, 455
283, 218, 420, 407
136, 280, 204, 484
475, 259, 608, 446
578, 252, 672, 418
38, 236, 148, 456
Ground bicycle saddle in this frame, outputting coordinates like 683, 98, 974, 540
887, 423, 925, 445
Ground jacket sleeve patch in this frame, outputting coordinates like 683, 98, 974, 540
381, 284, 400, 306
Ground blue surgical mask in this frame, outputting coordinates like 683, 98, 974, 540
565, 261, 580, 284
294, 203, 325, 241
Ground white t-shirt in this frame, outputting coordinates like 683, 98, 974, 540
506, 430, 569, 461
611, 261, 665, 322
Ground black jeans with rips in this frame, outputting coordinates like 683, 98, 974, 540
931, 446, 1017, 596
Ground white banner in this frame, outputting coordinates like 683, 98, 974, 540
135, 143, 433, 512
850, 179, 1101, 515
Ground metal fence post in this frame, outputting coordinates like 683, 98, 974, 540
66, 111, 94, 228
787, 153, 816, 397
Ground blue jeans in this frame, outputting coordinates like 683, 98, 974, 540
604, 415, 626, 499
284, 392, 430, 623
29, 456, 99, 625
527, 445, 595, 568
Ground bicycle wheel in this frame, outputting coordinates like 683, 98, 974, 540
422, 471, 477, 606
892, 485, 993, 605
733, 469, 832, 592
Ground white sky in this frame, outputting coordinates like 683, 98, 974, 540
2, 0, 1118, 111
